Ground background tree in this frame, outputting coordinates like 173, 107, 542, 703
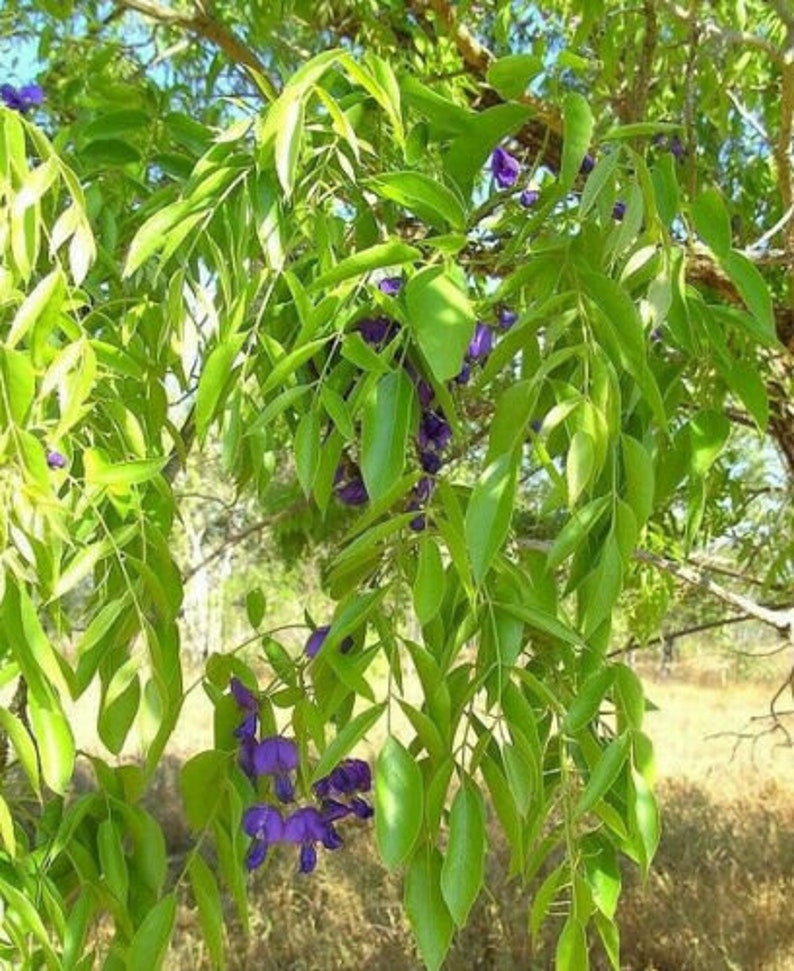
0, 1, 792, 969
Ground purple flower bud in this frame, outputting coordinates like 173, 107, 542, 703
670, 134, 686, 159
490, 147, 520, 189
580, 153, 596, 174
334, 470, 368, 506
409, 514, 426, 531
498, 308, 518, 329
418, 412, 452, 452
357, 316, 395, 345
234, 712, 258, 741
454, 363, 471, 385
305, 625, 330, 659
417, 379, 434, 409
350, 796, 374, 819
46, 450, 67, 469
420, 451, 443, 475
530, 418, 543, 433
519, 188, 540, 208
378, 276, 403, 295
239, 736, 257, 779
612, 200, 626, 221
467, 322, 493, 361
413, 476, 434, 503
230, 676, 258, 712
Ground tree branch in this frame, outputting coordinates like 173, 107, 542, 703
114, 0, 277, 95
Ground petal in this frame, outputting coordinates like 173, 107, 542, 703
313, 775, 332, 799
275, 736, 299, 772
320, 798, 351, 823
305, 625, 330, 658
274, 772, 295, 804
298, 843, 317, 874
230, 676, 258, 711
350, 796, 374, 820
246, 839, 268, 871
238, 738, 257, 779
243, 804, 283, 839
322, 823, 344, 851
253, 737, 279, 775
234, 712, 258, 740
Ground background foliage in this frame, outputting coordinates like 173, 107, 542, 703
1, 1, 793, 968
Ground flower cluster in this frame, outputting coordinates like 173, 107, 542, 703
230, 677, 373, 874
1, 83, 44, 114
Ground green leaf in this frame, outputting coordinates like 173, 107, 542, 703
375, 736, 424, 870
320, 385, 355, 440
413, 538, 445, 625
406, 266, 475, 382
245, 589, 266, 629
621, 435, 655, 526
691, 187, 732, 258
556, 915, 589, 971
0, 348, 35, 425
196, 337, 244, 438
98, 818, 129, 905
84, 452, 166, 487
0, 794, 16, 857
82, 110, 150, 140
564, 667, 615, 734
260, 337, 328, 397
404, 847, 454, 971
631, 767, 660, 871
294, 408, 321, 496
440, 778, 486, 926
180, 751, 227, 830
28, 696, 75, 795
548, 496, 610, 569
465, 452, 518, 584
584, 837, 621, 919
309, 241, 421, 292
719, 251, 776, 342
126, 894, 176, 971
576, 733, 630, 817
561, 92, 594, 190
361, 370, 415, 502
275, 96, 304, 197
0, 708, 40, 795
689, 409, 730, 476
725, 360, 768, 427
7, 268, 65, 348
367, 171, 466, 231
486, 54, 543, 100
566, 430, 595, 505
312, 702, 386, 781
188, 855, 225, 970
580, 150, 620, 216
81, 138, 142, 167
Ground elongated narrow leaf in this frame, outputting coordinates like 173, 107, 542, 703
361, 370, 415, 502
367, 172, 465, 231
561, 93, 594, 190
312, 702, 386, 780
440, 779, 486, 926
404, 847, 454, 971
309, 241, 420, 293
188, 855, 225, 969
465, 452, 518, 584
576, 733, 630, 817
375, 736, 424, 870
406, 266, 475, 382
126, 894, 176, 971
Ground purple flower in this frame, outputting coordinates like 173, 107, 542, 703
580, 153, 596, 174
417, 379, 434, 409
326, 759, 372, 796
357, 316, 396, 345
670, 134, 686, 159
46, 450, 67, 470
490, 147, 520, 189
467, 322, 493, 361
243, 804, 284, 870
519, 188, 540, 208
612, 200, 626, 221
378, 276, 403, 295
530, 418, 543, 433
304, 625, 353, 659
334, 466, 369, 506
305, 625, 330, 659
283, 807, 343, 874
418, 411, 452, 452
413, 476, 434, 503
498, 308, 518, 329
239, 736, 258, 779
409, 514, 426, 531
230, 677, 259, 741
454, 362, 471, 385
1, 82, 44, 113
420, 451, 443, 474
253, 735, 299, 803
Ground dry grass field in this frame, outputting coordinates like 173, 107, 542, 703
68, 648, 794, 970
